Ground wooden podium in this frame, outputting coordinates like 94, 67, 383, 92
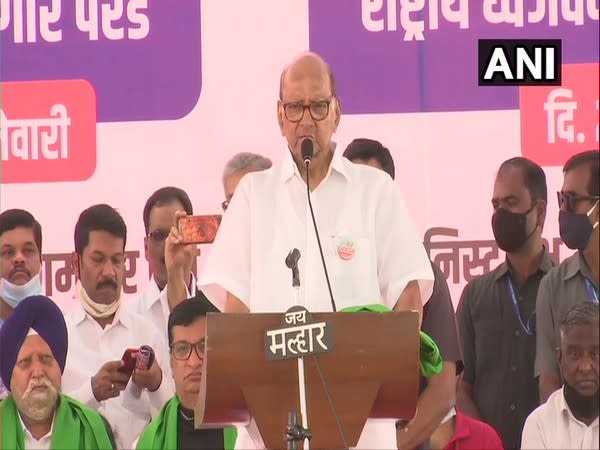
195, 311, 420, 449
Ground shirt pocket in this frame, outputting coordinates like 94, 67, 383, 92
474, 317, 505, 373
327, 234, 377, 309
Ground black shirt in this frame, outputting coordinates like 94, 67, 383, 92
456, 252, 553, 450
179, 406, 226, 450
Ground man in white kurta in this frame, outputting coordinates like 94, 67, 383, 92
61, 204, 174, 450
171, 52, 434, 449
201, 146, 433, 314
521, 302, 599, 450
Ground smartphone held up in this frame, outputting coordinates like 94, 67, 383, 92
177, 214, 222, 244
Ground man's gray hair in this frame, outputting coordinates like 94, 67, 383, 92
222, 152, 273, 182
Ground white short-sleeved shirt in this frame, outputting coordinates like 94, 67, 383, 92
199, 146, 434, 449
200, 147, 433, 312
62, 302, 174, 450
521, 387, 599, 449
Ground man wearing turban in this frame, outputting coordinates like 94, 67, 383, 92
0, 295, 115, 450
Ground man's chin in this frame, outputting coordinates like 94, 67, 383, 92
9, 274, 31, 285
184, 381, 201, 392
94, 289, 119, 304
575, 383, 599, 397
20, 396, 58, 422
154, 270, 168, 288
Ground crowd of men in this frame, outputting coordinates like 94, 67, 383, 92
0, 52, 598, 450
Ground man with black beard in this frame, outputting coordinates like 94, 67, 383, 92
457, 157, 553, 449
521, 301, 598, 449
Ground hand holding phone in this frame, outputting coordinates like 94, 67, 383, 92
177, 215, 222, 244
118, 348, 139, 376
135, 345, 155, 371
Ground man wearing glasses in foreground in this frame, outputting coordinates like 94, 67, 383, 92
536, 150, 600, 403
135, 296, 238, 450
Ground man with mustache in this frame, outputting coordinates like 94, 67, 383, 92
61, 204, 174, 450
0, 209, 45, 400
521, 301, 599, 449
135, 296, 238, 450
0, 295, 115, 449
167, 52, 434, 449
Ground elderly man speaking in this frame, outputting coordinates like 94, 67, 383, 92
0, 295, 115, 450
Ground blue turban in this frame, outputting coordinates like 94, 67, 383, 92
0, 295, 68, 391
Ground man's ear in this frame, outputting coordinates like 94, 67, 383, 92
277, 101, 285, 135
536, 200, 547, 230
143, 236, 150, 263
333, 97, 341, 130
71, 252, 80, 279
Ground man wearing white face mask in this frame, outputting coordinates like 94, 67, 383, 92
0, 209, 45, 400
61, 204, 174, 450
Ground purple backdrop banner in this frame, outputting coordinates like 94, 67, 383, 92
308, 0, 599, 113
0, 0, 201, 122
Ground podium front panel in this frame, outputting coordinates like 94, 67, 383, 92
196, 311, 420, 449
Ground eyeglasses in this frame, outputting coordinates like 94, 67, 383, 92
147, 229, 170, 243
281, 97, 333, 122
221, 199, 230, 211
557, 191, 600, 212
170, 340, 206, 361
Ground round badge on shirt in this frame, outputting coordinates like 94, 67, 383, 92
336, 236, 355, 261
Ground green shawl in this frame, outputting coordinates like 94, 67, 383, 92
136, 396, 237, 450
0, 393, 114, 450
340, 304, 444, 377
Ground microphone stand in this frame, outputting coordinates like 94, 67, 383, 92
285, 250, 312, 450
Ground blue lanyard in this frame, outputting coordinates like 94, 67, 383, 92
584, 278, 599, 304
506, 277, 534, 335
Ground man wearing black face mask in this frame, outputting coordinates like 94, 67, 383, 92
457, 157, 553, 450
536, 150, 600, 403
522, 302, 598, 449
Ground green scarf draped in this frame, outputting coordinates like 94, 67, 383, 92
137, 396, 237, 450
0, 393, 114, 450
340, 304, 443, 377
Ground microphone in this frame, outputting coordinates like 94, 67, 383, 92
301, 138, 313, 165
285, 248, 301, 288
301, 138, 337, 312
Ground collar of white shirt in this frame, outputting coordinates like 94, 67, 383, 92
71, 300, 132, 329
279, 142, 349, 184
19, 411, 54, 450
558, 387, 600, 427
142, 276, 162, 310
142, 275, 197, 311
